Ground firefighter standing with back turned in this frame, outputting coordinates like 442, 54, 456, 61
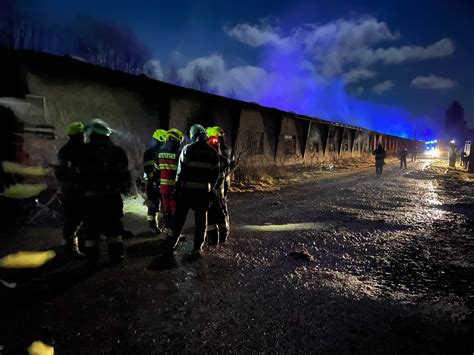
143, 129, 166, 233
165, 124, 219, 255
56, 122, 85, 254
79, 119, 131, 263
206, 126, 231, 245
158, 128, 184, 235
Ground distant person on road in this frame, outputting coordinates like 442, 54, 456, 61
399, 148, 408, 170
55, 122, 85, 255
460, 151, 467, 169
372, 143, 386, 177
467, 152, 474, 173
411, 147, 418, 162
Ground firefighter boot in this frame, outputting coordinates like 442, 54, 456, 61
84, 240, 100, 263
194, 232, 206, 252
147, 215, 159, 234
218, 222, 229, 244
165, 231, 180, 253
207, 225, 219, 246
107, 237, 125, 263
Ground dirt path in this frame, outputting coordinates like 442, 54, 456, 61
1, 158, 473, 353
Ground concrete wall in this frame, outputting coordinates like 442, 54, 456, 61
0, 50, 422, 180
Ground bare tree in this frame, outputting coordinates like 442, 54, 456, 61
72, 17, 151, 75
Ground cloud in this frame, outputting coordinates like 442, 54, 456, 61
224, 21, 292, 50
358, 38, 455, 65
410, 74, 457, 89
225, 17, 455, 80
177, 54, 268, 98
343, 68, 376, 84
143, 60, 164, 80
373, 80, 395, 95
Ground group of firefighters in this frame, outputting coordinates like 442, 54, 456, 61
56, 119, 232, 264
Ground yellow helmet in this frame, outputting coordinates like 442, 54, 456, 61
206, 126, 224, 138
167, 128, 184, 142
152, 129, 167, 142
67, 122, 84, 136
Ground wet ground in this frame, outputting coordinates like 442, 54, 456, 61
1, 158, 473, 354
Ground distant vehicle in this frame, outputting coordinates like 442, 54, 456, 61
424, 139, 453, 158
424, 139, 440, 158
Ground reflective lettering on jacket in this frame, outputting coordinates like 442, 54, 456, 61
158, 140, 180, 186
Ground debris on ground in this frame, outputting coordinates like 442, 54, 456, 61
288, 249, 315, 262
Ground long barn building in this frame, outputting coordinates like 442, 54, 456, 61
1, 50, 418, 175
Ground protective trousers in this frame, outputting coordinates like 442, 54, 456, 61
82, 194, 124, 262
61, 191, 83, 248
375, 162, 384, 177
146, 183, 162, 231
167, 190, 209, 252
160, 184, 176, 231
400, 158, 407, 169
207, 192, 229, 245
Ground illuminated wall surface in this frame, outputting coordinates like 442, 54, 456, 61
0, 49, 419, 172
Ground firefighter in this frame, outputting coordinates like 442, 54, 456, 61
143, 129, 166, 233
399, 148, 408, 169
79, 119, 131, 263
158, 128, 184, 234
55, 122, 85, 254
166, 124, 219, 254
372, 143, 386, 177
206, 126, 231, 245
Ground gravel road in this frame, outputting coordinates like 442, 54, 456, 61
1, 158, 472, 354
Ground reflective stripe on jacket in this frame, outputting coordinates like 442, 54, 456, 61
176, 139, 219, 192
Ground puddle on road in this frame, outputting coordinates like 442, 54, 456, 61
237, 222, 326, 232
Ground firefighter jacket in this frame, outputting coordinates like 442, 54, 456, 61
143, 142, 163, 182
56, 137, 84, 193
399, 150, 408, 159
158, 139, 181, 187
216, 154, 230, 198
78, 136, 131, 195
176, 138, 219, 192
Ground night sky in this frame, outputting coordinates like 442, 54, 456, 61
30, 0, 474, 135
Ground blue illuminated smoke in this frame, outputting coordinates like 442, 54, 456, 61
229, 47, 438, 139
